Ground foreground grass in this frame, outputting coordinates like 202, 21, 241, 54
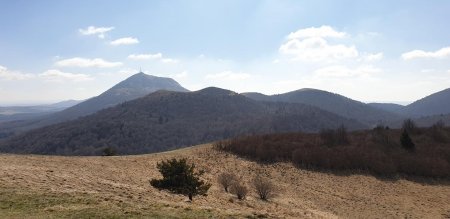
1, 144, 449, 218
0, 188, 222, 219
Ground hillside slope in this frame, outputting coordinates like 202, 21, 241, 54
368, 102, 404, 114
402, 88, 450, 116
412, 113, 450, 126
0, 144, 449, 218
243, 89, 401, 126
0, 88, 365, 155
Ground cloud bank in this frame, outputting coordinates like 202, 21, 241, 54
279, 26, 358, 62
55, 58, 122, 68
110, 37, 139, 46
402, 47, 450, 60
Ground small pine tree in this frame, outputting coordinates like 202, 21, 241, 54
102, 147, 117, 156
150, 158, 210, 201
400, 130, 415, 152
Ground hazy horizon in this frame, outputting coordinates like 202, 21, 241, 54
0, 80, 415, 107
1, 1, 449, 104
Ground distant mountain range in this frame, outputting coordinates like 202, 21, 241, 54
0, 100, 82, 122
243, 88, 401, 126
351, 88, 450, 128
1, 72, 450, 155
244, 87, 450, 126
0, 72, 188, 136
0, 100, 82, 115
0, 87, 365, 155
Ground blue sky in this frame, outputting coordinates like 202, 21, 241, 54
1, 0, 450, 105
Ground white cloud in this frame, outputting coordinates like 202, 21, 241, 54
279, 36, 358, 62
287, 25, 347, 39
128, 53, 178, 64
364, 52, 383, 62
402, 46, 450, 60
55, 57, 122, 68
205, 71, 251, 80
161, 58, 178, 64
127, 53, 162, 60
280, 26, 359, 62
0, 65, 34, 80
314, 65, 381, 78
110, 37, 139, 46
40, 69, 94, 82
79, 26, 114, 39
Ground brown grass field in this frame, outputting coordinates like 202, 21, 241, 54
1, 144, 450, 218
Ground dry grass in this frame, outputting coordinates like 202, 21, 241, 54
1, 144, 450, 218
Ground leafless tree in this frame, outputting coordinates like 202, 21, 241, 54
402, 119, 417, 134
231, 182, 248, 200
253, 175, 277, 201
218, 172, 238, 193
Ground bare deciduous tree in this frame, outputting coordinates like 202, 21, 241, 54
402, 119, 417, 134
253, 175, 277, 201
231, 182, 248, 200
218, 172, 238, 193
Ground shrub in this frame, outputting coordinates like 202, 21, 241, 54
218, 172, 238, 192
336, 125, 350, 145
319, 129, 335, 146
216, 130, 450, 178
433, 120, 445, 129
372, 125, 390, 145
402, 119, 417, 134
213, 140, 232, 151
102, 147, 117, 156
231, 182, 248, 200
400, 130, 415, 152
150, 158, 211, 201
320, 125, 349, 146
429, 120, 447, 143
253, 175, 277, 201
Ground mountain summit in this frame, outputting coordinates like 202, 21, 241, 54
0, 73, 189, 134
43, 72, 189, 123
106, 72, 189, 100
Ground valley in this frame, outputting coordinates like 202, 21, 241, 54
1, 2, 449, 218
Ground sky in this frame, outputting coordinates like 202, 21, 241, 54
1, 0, 450, 105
